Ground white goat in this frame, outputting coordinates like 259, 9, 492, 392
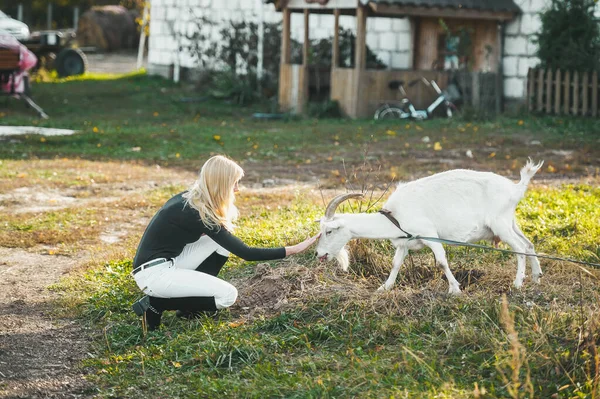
316, 159, 544, 294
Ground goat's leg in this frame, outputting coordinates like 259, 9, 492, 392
426, 242, 461, 294
512, 220, 542, 283
377, 245, 408, 291
494, 223, 528, 288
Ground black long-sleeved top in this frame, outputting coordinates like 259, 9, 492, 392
133, 192, 286, 268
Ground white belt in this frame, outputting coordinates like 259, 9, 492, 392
131, 258, 172, 276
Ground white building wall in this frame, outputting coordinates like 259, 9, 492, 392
502, 0, 549, 99
147, 0, 412, 78
149, 0, 597, 101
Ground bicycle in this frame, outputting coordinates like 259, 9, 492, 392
374, 77, 460, 120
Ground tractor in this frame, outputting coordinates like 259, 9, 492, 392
21, 29, 88, 77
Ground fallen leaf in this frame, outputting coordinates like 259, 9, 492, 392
434, 142, 442, 151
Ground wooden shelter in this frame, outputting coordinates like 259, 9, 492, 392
271, 0, 520, 118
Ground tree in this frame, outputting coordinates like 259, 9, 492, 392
536, 0, 600, 71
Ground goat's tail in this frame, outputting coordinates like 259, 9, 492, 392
518, 158, 544, 187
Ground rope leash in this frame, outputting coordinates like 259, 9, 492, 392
378, 209, 600, 270
409, 235, 600, 269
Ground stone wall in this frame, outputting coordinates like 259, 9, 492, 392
502, 0, 548, 101
147, 0, 412, 78
148, 0, 589, 103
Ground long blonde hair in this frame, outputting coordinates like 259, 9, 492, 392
183, 155, 244, 231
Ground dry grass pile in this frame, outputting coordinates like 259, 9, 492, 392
231, 237, 600, 323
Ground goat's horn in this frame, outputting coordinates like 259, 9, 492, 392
324, 193, 363, 219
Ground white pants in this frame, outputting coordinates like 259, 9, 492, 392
133, 235, 237, 309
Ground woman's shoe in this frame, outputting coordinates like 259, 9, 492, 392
132, 296, 163, 330
144, 308, 163, 331
132, 296, 150, 316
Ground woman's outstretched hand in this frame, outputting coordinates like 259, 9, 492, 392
285, 233, 321, 256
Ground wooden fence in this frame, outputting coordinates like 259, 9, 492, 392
453, 71, 501, 115
527, 68, 599, 116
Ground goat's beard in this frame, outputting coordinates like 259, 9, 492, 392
335, 246, 349, 272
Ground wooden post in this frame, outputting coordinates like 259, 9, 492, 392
592, 71, 598, 117
257, 2, 265, 80
353, 5, 368, 117
73, 6, 79, 30
472, 72, 480, 109
17, 3, 23, 21
299, 9, 310, 114
536, 69, 544, 112
332, 9, 340, 69
303, 9, 310, 66
527, 68, 534, 112
281, 8, 291, 65
355, 6, 367, 71
495, 22, 505, 115
545, 68, 552, 113
279, 7, 292, 113
554, 69, 561, 115
47, 2, 52, 30
572, 71, 579, 115
564, 70, 570, 115
137, 2, 149, 70
582, 71, 589, 116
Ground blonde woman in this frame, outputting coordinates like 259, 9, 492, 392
131, 155, 319, 330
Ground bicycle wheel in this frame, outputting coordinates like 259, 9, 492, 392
374, 104, 389, 120
378, 107, 410, 120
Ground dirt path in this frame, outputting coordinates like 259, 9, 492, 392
0, 248, 92, 398
0, 158, 318, 398
0, 160, 196, 399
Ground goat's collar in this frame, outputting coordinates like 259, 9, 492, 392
378, 209, 413, 239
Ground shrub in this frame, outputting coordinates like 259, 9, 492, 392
536, 0, 600, 71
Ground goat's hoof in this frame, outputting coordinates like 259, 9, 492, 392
448, 289, 462, 295
513, 281, 524, 289
377, 285, 390, 292
532, 273, 542, 284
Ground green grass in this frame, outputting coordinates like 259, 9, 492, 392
1, 72, 599, 180
56, 186, 600, 399
3, 73, 600, 398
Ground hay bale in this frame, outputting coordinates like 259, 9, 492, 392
76, 5, 139, 52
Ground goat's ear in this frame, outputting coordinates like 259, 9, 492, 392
328, 219, 345, 229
